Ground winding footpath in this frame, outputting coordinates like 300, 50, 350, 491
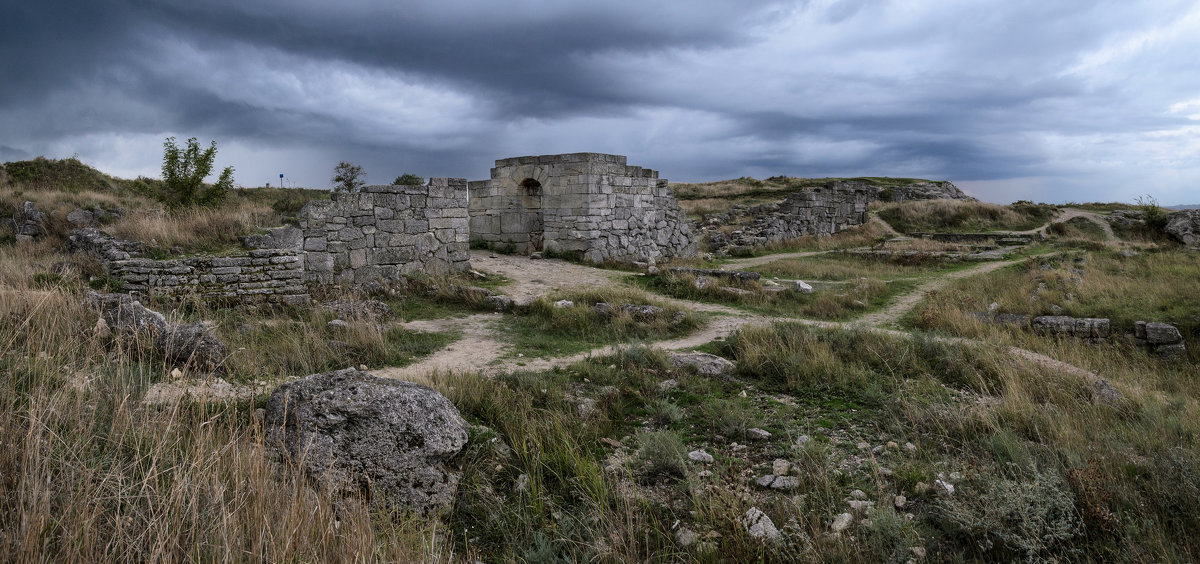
374, 246, 1104, 385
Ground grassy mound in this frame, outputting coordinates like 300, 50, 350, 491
877, 199, 1057, 233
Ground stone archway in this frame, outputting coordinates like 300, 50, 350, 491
520, 178, 544, 252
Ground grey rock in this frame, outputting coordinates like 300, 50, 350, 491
1090, 378, 1123, 405
668, 351, 735, 377
553, 299, 574, 308
1144, 322, 1183, 345
830, 512, 854, 533
742, 507, 780, 541
756, 474, 776, 487
484, 294, 514, 311
770, 476, 799, 490
327, 319, 349, 331
688, 449, 714, 463
66, 208, 97, 227
793, 280, 813, 294
87, 292, 227, 372
264, 368, 468, 514
746, 428, 772, 441
1165, 209, 1200, 247
657, 378, 678, 392
620, 304, 664, 320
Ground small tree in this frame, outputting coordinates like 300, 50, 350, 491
332, 161, 365, 192
393, 173, 423, 186
1136, 195, 1169, 233
161, 137, 234, 208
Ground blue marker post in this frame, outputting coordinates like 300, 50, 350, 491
279, 173, 284, 189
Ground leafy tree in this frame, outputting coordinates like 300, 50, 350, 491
161, 137, 234, 208
393, 173, 423, 186
332, 161, 365, 192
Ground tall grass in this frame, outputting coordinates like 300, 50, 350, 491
876, 199, 1056, 234
0, 287, 449, 561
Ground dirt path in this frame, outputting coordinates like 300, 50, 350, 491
1016, 207, 1116, 240
369, 249, 1099, 385
854, 259, 1021, 327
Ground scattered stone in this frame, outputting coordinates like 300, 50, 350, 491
914, 482, 930, 495
847, 500, 875, 513
688, 449, 714, 463
850, 489, 867, 500
1090, 378, 1123, 405
327, 319, 349, 331
756, 474, 776, 487
872, 445, 884, 455
553, 299, 574, 308
770, 476, 799, 490
904, 442, 917, 454
88, 292, 227, 372
529, 252, 543, 260
721, 287, 755, 297
93, 317, 112, 340
886, 441, 898, 449
934, 479, 955, 495
795, 435, 811, 447
668, 351, 735, 377
830, 512, 854, 533
857, 441, 870, 450
675, 527, 698, 547
264, 368, 468, 514
66, 208, 97, 227
169, 368, 184, 380
793, 280, 813, 294
620, 304, 665, 320
485, 295, 515, 311
1118, 249, 1139, 258
879, 467, 893, 477
577, 398, 598, 418
746, 428, 771, 441
742, 507, 780, 541
895, 495, 907, 508
697, 470, 712, 478
658, 378, 679, 392
772, 459, 791, 476
514, 473, 529, 494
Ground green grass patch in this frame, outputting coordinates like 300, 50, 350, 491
499, 287, 701, 357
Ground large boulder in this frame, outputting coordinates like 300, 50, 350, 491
88, 292, 227, 372
264, 368, 468, 514
1165, 210, 1200, 247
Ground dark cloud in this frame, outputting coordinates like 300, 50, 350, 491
2, 1, 1199, 203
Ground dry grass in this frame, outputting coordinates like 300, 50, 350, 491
0, 286, 453, 562
876, 199, 1057, 234
750, 252, 964, 281
108, 203, 274, 253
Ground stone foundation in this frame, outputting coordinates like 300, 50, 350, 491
468, 153, 696, 263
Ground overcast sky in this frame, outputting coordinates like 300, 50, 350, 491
2, 1, 1199, 204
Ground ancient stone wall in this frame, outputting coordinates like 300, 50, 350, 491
107, 250, 308, 304
468, 153, 696, 263
299, 179, 471, 283
69, 228, 309, 304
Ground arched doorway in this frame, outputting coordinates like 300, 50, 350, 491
520, 178, 543, 252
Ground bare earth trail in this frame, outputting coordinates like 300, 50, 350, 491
374, 247, 1106, 385
1017, 207, 1116, 241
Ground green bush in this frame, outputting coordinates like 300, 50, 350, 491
392, 173, 423, 186
634, 429, 687, 480
160, 137, 234, 208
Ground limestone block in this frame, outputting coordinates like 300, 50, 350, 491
1145, 322, 1183, 345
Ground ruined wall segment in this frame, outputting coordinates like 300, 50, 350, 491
299, 179, 471, 284
469, 153, 696, 263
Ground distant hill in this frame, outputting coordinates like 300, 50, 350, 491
1167, 204, 1200, 210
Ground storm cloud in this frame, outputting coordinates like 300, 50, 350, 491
2, 0, 1199, 203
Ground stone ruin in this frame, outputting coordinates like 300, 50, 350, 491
468, 153, 696, 263
297, 178, 471, 284
701, 179, 973, 255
